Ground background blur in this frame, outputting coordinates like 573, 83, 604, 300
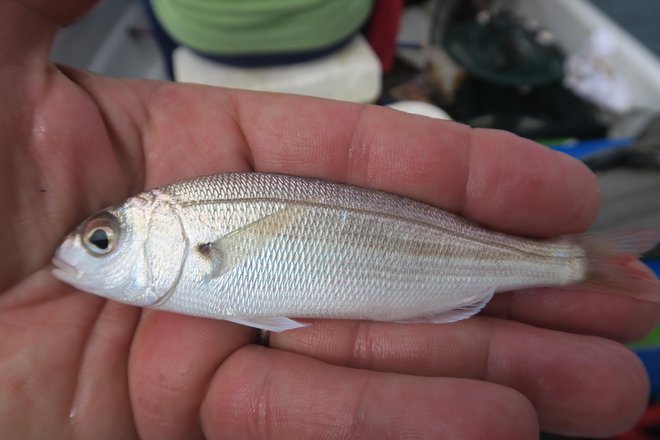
50, 1, 660, 79
50, 2, 660, 439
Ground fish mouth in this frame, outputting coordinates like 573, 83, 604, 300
51, 257, 80, 283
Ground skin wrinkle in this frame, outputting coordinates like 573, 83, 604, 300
130, 347, 176, 437
348, 375, 372, 439
129, 314, 252, 440
234, 103, 280, 173
498, 293, 516, 323
572, 168, 602, 229
106, 81, 149, 195
177, 110, 208, 176
344, 104, 371, 185
463, 132, 506, 228
192, 90, 236, 174
26, 70, 90, 221
79, 79, 146, 195
224, 89, 257, 171
140, 85, 199, 183
2, 127, 21, 287
127, 311, 156, 439
70, 301, 141, 439
128, 316, 173, 438
141, 85, 253, 185
198, 346, 256, 440
0, 290, 103, 437
111, 309, 142, 440
25, 93, 51, 200
352, 321, 377, 371
253, 359, 274, 440
457, 126, 476, 219
576, 164, 601, 224
2, 76, 53, 287
193, 351, 221, 440
140, 85, 164, 191
65, 297, 106, 427
247, 96, 338, 179
57, 299, 103, 432
47, 67, 137, 202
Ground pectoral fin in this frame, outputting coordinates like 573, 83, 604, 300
397, 289, 495, 324
227, 316, 310, 332
199, 207, 297, 277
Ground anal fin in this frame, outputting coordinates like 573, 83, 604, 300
397, 289, 495, 324
226, 316, 310, 332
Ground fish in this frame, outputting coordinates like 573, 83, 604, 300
51, 172, 660, 332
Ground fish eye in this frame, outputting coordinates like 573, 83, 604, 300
82, 212, 120, 256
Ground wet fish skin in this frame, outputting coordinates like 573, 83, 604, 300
51, 173, 657, 332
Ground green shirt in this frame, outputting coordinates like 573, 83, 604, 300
150, 0, 373, 55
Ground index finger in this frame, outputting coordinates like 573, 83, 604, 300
227, 90, 600, 236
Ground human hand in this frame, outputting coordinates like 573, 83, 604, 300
2, 1, 659, 438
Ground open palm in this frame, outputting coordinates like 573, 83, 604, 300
2, 1, 659, 439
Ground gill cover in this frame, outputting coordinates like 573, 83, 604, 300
141, 199, 188, 306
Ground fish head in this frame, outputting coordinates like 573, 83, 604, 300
52, 192, 187, 307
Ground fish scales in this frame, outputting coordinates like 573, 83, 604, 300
57, 172, 660, 333
148, 174, 584, 321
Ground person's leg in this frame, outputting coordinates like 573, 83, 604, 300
194, 31, 360, 68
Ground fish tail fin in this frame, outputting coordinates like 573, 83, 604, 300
573, 229, 660, 302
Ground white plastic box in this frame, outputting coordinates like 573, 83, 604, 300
173, 35, 382, 104
398, 0, 660, 112
512, 0, 660, 111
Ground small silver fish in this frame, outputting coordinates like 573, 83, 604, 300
52, 173, 660, 332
